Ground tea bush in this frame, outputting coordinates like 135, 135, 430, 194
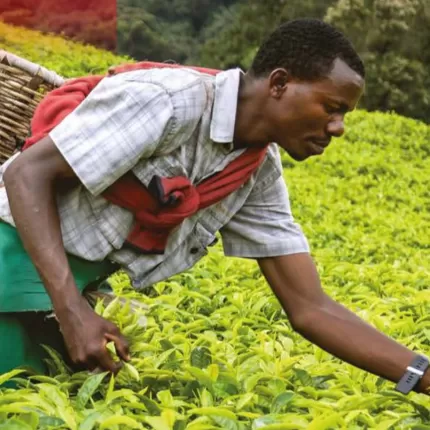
0, 21, 131, 77
1, 22, 429, 429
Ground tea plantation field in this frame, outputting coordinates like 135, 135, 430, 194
1, 22, 429, 430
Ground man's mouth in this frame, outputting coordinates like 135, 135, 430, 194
309, 139, 330, 155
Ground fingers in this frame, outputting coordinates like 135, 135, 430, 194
96, 346, 123, 374
106, 332, 131, 362
89, 366, 104, 375
66, 315, 131, 374
90, 327, 130, 374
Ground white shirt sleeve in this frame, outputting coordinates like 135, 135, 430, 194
50, 74, 174, 196
220, 175, 310, 258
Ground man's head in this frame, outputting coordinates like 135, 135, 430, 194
238, 19, 365, 161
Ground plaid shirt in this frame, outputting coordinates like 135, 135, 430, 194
0, 67, 309, 289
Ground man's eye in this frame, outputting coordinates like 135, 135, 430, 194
324, 105, 338, 114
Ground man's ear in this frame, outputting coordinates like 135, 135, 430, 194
268, 68, 290, 99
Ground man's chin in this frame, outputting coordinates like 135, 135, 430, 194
276, 142, 310, 162
285, 149, 310, 162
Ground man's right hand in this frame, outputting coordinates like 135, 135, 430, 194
57, 297, 130, 373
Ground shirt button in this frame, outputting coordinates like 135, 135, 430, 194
190, 247, 199, 254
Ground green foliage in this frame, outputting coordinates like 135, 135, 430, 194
325, 0, 430, 122
0, 21, 131, 78
3, 0, 430, 120
116, 0, 234, 64
197, 0, 336, 69
116, 0, 430, 122
1, 24, 429, 429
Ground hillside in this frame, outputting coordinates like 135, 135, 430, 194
1, 23, 429, 429
0, 21, 130, 77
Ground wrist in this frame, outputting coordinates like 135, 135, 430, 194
53, 290, 86, 318
395, 354, 429, 395
416, 368, 430, 395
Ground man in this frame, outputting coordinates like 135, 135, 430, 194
0, 19, 428, 395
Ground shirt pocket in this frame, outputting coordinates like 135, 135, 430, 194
132, 150, 189, 187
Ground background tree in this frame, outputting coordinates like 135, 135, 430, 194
325, 0, 430, 122
117, 0, 234, 63
196, 0, 336, 69
2, 0, 428, 122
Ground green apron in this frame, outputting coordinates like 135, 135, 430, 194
0, 221, 116, 375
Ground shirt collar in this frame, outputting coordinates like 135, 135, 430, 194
210, 68, 243, 145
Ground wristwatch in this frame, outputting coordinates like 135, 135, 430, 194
395, 355, 429, 394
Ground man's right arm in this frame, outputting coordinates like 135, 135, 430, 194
4, 74, 201, 371
4, 136, 129, 372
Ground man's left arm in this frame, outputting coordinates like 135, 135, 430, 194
220, 147, 429, 395
258, 252, 430, 395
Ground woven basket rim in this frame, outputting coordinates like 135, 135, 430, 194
0, 50, 65, 87
0, 51, 66, 165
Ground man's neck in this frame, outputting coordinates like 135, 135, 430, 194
233, 73, 271, 149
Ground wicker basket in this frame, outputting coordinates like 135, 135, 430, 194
0, 50, 65, 165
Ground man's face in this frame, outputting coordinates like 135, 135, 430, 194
266, 58, 365, 161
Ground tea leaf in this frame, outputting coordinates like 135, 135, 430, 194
76, 372, 108, 409
99, 415, 143, 429
0, 369, 26, 386
191, 347, 212, 369
270, 392, 294, 414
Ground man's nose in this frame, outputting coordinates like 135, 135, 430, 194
327, 118, 345, 137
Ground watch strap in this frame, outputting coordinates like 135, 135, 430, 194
395, 355, 429, 395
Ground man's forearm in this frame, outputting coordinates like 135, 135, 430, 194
4, 141, 131, 372
258, 254, 429, 395
296, 297, 430, 394
4, 154, 82, 312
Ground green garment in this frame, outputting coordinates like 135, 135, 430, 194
0, 221, 116, 375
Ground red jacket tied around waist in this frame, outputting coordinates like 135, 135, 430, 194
23, 62, 268, 253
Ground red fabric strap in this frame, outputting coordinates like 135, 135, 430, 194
24, 62, 268, 253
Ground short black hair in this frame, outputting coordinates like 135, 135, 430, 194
250, 19, 365, 80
